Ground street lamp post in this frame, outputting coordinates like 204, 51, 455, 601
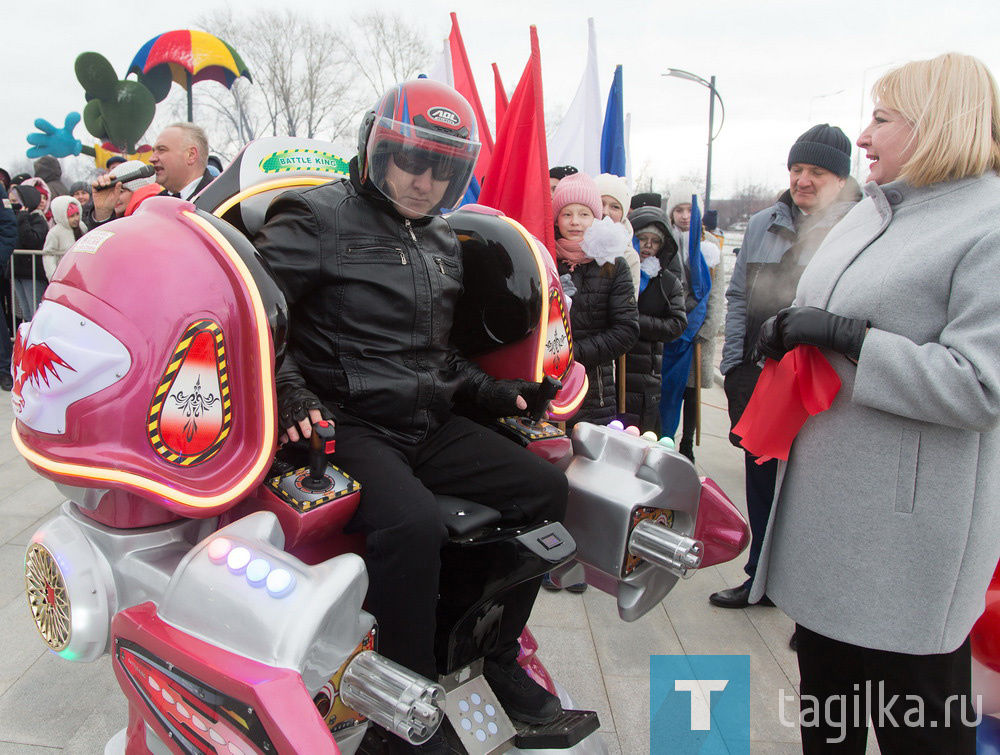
855, 62, 898, 180
662, 68, 725, 212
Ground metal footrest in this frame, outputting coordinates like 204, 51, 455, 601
513, 709, 600, 750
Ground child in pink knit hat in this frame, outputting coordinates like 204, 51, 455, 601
544, 172, 639, 594
551, 171, 638, 427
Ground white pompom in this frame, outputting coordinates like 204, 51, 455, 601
581, 217, 631, 267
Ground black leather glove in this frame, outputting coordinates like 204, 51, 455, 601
276, 384, 331, 430
753, 306, 869, 363
478, 378, 542, 418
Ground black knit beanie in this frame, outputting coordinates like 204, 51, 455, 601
787, 124, 851, 177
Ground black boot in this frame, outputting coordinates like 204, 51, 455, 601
484, 645, 561, 724
679, 437, 695, 463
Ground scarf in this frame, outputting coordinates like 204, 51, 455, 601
555, 238, 592, 270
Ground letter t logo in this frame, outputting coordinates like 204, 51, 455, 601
675, 679, 729, 730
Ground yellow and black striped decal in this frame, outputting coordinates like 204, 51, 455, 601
544, 288, 574, 380
147, 320, 233, 467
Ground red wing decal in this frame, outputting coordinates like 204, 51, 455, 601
147, 321, 232, 466
12, 338, 77, 412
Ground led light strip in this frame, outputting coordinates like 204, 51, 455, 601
214, 177, 332, 217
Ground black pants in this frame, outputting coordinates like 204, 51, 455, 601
796, 625, 976, 754
333, 411, 568, 679
742, 452, 777, 583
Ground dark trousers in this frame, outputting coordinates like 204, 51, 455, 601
742, 452, 778, 583
796, 624, 976, 754
333, 411, 568, 679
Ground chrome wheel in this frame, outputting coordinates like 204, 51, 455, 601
25, 544, 71, 651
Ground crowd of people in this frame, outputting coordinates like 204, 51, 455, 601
0, 122, 216, 392
4, 50, 1000, 754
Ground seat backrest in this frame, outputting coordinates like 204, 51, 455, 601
194, 137, 354, 238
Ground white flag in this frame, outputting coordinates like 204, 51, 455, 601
427, 39, 453, 86
547, 18, 601, 177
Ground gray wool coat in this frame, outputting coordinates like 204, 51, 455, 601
750, 174, 1000, 655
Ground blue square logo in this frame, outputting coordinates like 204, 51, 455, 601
650, 655, 751, 754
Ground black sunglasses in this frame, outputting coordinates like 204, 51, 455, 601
392, 149, 457, 181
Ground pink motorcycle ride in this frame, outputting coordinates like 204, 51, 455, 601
14, 137, 749, 755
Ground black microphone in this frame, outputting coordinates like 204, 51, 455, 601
94, 164, 156, 191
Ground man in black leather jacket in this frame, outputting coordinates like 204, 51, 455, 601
253, 80, 567, 740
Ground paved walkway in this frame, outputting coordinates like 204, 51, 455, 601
0, 363, 879, 754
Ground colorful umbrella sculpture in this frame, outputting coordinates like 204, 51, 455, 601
128, 30, 252, 121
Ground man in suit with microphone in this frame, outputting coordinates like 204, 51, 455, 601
85, 160, 159, 228
149, 123, 215, 200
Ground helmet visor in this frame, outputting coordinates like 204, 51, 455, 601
367, 117, 481, 217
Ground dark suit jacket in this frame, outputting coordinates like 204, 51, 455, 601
188, 169, 215, 200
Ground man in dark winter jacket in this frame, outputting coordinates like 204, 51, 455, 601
622, 205, 687, 432
709, 124, 860, 612
253, 79, 567, 746
0, 185, 17, 390
33, 156, 69, 198
8, 184, 49, 321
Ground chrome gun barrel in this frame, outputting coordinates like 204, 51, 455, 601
628, 519, 703, 577
340, 650, 445, 744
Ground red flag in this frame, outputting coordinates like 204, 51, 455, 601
479, 26, 555, 258
492, 62, 509, 132
448, 12, 494, 185
732, 345, 842, 463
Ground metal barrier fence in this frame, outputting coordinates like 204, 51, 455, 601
6, 248, 48, 336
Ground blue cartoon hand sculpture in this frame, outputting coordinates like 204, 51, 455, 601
26, 112, 84, 159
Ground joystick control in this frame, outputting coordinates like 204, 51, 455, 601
302, 421, 336, 492
529, 376, 562, 422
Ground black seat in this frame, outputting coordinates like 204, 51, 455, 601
435, 495, 502, 536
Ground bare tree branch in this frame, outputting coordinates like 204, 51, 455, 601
184, 7, 436, 162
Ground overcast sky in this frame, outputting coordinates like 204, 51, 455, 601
5, 0, 1000, 198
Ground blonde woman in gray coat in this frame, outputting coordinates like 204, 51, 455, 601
751, 53, 1000, 753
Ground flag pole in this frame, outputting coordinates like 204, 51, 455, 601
694, 343, 702, 445
617, 355, 626, 418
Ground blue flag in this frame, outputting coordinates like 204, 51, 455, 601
678, 195, 712, 342
458, 174, 481, 207
660, 194, 713, 437
600, 65, 626, 176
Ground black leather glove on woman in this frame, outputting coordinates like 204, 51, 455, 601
753, 306, 869, 363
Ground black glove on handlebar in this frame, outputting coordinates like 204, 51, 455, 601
752, 306, 869, 363
276, 384, 331, 430
478, 378, 544, 418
